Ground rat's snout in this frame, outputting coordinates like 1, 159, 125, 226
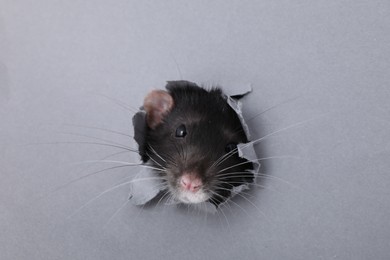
180, 173, 202, 193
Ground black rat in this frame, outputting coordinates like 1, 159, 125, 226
136, 81, 254, 206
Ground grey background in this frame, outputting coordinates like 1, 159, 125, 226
1, 1, 390, 259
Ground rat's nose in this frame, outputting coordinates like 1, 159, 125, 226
180, 174, 202, 193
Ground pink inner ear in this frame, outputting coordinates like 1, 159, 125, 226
143, 90, 174, 129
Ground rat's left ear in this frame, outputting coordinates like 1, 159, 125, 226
143, 90, 174, 129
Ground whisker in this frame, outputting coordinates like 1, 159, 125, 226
58, 132, 136, 151
257, 173, 303, 190
166, 193, 177, 209
169, 52, 183, 80
209, 189, 252, 219
147, 145, 170, 170
126, 176, 166, 183
148, 145, 167, 163
96, 93, 139, 114
214, 185, 270, 223
164, 190, 176, 207
67, 181, 135, 219
145, 152, 167, 170
216, 172, 254, 178
64, 123, 133, 138
255, 155, 300, 161
214, 180, 279, 194
43, 163, 162, 199
103, 199, 130, 228
216, 171, 302, 191
211, 148, 236, 169
70, 150, 132, 181
72, 160, 144, 167
156, 189, 172, 208
218, 182, 254, 200
247, 96, 302, 122
217, 167, 296, 182
42, 165, 131, 199
217, 155, 299, 176
209, 197, 225, 226
72, 160, 165, 172
72, 160, 140, 165
217, 114, 329, 168
26, 141, 136, 152
67, 177, 166, 219
244, 113, 330, 149
216, 169, 263, 178
216, 200, 232, 234
217, 161, 253, 174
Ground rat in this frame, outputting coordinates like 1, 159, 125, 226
137, 81, 254, 206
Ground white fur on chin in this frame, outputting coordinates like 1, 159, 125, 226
176, 189, 209, 204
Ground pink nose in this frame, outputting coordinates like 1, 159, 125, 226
180, 174, 202, 193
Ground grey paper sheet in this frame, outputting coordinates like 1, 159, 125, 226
1, 1, 390, 260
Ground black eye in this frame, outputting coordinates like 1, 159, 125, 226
225, 143, 237, 153
175, 124, 187, 138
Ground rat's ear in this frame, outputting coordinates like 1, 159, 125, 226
143, 90, 174, 129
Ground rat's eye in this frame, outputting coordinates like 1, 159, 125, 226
175, 124, 187, 138
225, 143, 237, 153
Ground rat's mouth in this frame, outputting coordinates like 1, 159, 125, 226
175, 189, 210, 204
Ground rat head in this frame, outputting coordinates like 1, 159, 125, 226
141, 81, 254, 206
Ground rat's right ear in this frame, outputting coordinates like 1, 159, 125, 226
143, 90, 174, 129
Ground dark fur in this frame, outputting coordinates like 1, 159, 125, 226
140, 81, 254, 206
